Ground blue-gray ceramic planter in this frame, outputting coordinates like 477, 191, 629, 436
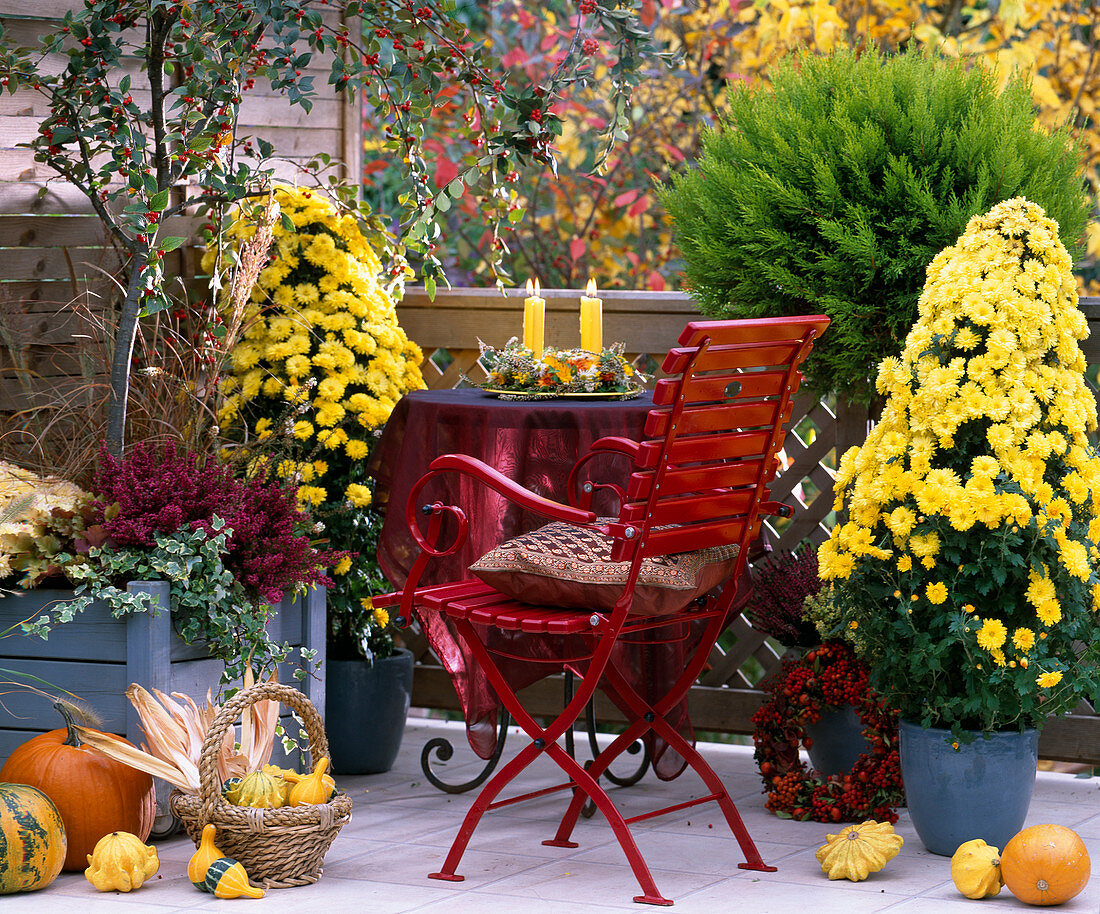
326, 648, 414, 775
899, 719, 1038, 856
805, 704, 871, 776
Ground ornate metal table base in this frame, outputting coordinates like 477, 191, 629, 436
421, 671, 650, 810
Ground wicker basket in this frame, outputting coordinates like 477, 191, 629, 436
170, 680, 353, 888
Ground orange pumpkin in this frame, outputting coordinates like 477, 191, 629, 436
1000, 824, 1091, 906
0, 702, 155, 871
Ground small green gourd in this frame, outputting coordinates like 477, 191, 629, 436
230, 770, 285, 809
187, 824, 225, 890
221, 777, 242, 801
204, 857, 264, 899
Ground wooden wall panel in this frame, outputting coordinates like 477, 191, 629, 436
0, 0, 361, 419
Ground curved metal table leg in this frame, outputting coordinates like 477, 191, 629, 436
421, 670, 649, 800
421, 708, 512, 794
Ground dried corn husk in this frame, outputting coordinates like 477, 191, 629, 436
80, 671, 284, 792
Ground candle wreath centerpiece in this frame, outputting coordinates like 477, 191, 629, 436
473, 338, 645, 399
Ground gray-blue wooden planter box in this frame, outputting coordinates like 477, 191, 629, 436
0, 581, 327, 767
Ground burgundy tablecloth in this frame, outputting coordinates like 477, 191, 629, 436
369, 388, 743, 779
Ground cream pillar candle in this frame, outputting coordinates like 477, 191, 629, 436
523, 278, 545, 358
580, 277, 602, 353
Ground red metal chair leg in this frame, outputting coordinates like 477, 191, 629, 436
601, 660, 776, 873
547, 719, 652, 847
542, 742, 672, 906
429, 740, 543, 882
441, 619, 672, 905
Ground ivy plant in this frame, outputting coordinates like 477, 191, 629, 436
21, 517, 303, 686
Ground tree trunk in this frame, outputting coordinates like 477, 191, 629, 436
104, 268, 145, 458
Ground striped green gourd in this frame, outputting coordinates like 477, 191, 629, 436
204, 856, 265, 899
0, 783, 67, 893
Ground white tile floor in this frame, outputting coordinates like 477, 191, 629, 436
10, 718, 1100, 913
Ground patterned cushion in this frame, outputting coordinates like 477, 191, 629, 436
469, 519, 740, 617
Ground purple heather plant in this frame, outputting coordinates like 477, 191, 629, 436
745, 543, 823, 649
92, 441, 341, 604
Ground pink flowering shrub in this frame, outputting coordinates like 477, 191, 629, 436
93, 441, 340, 604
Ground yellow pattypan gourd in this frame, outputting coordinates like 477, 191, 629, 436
951, 838, 1004, 899
229, 770, 285, 808
188, 824, 225, 890
204, 857, 265, 899
84, 831, 160, 893
816, 820, 904, 881
288, 757, 334, 806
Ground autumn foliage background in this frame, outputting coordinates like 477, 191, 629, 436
367, 0, 1100, 293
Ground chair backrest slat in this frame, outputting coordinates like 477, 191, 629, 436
651, 369, 790, 406
636, 429, 774, 467
621, 489, 755, 527
626, 460, 769, 500
613, 316, 828, 561
662, 342, 803, 375
644, 401, 784, 439
641, 519, 749, 556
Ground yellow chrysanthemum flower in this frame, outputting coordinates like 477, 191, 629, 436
1036, 671, 1063, 688
975, 618, 1007, 651
926, 582, 948, 605
345, 483, 373, 508
1012, 627, 1035, 651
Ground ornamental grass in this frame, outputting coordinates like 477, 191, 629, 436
819, 197, 1100, 736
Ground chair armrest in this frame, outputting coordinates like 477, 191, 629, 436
565, 436, 640, 509
588, 436, 641, 458
420, 453, 597, 526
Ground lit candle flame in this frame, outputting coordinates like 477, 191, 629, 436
526, 278, 534, 296
585, 277, 597, 297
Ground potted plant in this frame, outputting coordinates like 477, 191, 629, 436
0, 441, 339, 766
212, 185, 424, 773
659, 45, 1090, 404
746, 544, 874, 775
818, 198, 1100, 855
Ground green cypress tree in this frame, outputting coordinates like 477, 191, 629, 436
659, 47, 1089, 402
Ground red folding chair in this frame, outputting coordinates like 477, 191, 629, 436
377, 316, 828, 905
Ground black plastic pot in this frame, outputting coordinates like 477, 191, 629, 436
325, 648, 415, 775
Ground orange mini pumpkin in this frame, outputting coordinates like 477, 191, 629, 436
0, 702, 155, 871
1000, 824, 1091, 906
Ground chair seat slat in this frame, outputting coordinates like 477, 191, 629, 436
419, 579, 496, 611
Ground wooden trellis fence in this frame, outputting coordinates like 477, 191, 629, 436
396, 287, 1100, 765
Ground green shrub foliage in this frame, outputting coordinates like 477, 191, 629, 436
660, 47, 1089, 402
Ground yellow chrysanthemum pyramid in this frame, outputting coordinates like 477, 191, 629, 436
207, 184, 425, 509
819, 197, 1100, 732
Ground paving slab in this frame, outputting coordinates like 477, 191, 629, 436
10, 717, 1098, 913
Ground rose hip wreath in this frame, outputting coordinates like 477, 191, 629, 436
751, 640, 904, 823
